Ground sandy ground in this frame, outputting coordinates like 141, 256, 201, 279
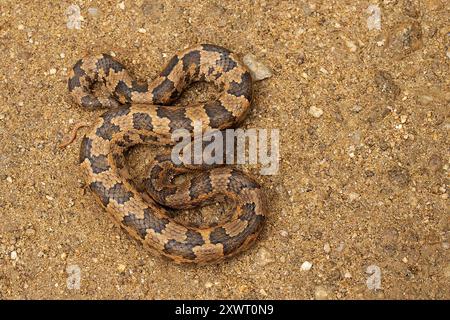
0, 0, 449, 299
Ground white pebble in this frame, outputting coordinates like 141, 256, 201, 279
280, 230, 289, 237
60, 53, 65, 59
49, 68, 57, 75
18, 24, 25, 30
300, 261, 312, 271
323, 243, 331, 253
6, 176, 13, 183
367, 4, 381, 31
344, 272, 352, 278
242, 54, 272, 81
138, 28, 147, 33
314, 286, 329, 299
66, 4, 83, 30
118, 2, 125, 10
400, 115, 408, 123
88, 7, 99, 16
10, 251, 18, 260
308, 106, 323, 118
348, 192, 360, 201
205, 281, 213, 288
117, 264, 126, 272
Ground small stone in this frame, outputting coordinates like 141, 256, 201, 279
348, 192, 360, 202
18, 24, 25, 30
118, 2, 125, 10
387, 21, 423, 58
259, 288, 268, 296
314, 286, 329, 300
308, 106, 323, 118
6, 176, 13, 183
400, 115, 408, 123
323, 243, 331, 253
256, 247, 274, 266
59, 53, 65, 59
280, 230, 289, 237
88, 7, 99, 16
343, 37, 358, 52
344, 272, 352, 278
66, 4, 83, 30
367, 5, 381, 31
402, 257, 408, 263
242, 54, 273, 81
61, 253, 67, 260
45, 195, 54, 201
138, 28, 147, 33
117, 264, 126, 273
352, 105, 363, 113
205, 281, 213, 288
300, 261, 312, 271
49, 68, 57, 75
10, 251, 18, 260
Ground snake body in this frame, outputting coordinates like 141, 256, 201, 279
68, 44, 266, 264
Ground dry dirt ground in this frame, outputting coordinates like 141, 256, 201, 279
0, 0, 449, 299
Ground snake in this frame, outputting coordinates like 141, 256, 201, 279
67, 44, 266, 264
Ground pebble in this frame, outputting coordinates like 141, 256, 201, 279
314, 286, 329, 300
387, 21, 423, 58
138, 28, 147, 33
323, 243, 331, 253
344, 272, 352, 278
49, 68, 57, 75
280, 230, 289, 237
6, 176, 13, 183
259, 288, 268, 296
205, 281, 213, 288
374, 70, 400, 99
348, 192, 360, 202
88, 7, 99, 16
400, 115, 408, 123
242, 54, 272, 81
59, 53, 65, 59
257, 247, 274, 266
300, 261, 312, 271
367, 5, 381, 31
45, 195, 54, 201
10, 251, 18, 260
308, 106, 323, 118
352, 105, 363, 113
342, 36, 357, 52
118, 2, 125, 10
117, 264, 126, 273
18, 24, 25, 30
66, 4, 83, 30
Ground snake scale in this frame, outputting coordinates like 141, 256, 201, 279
68, 44, 266, 264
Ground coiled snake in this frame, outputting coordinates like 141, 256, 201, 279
68, 44, 266, 264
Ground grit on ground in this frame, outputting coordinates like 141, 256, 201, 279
0, 0, 448, 299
